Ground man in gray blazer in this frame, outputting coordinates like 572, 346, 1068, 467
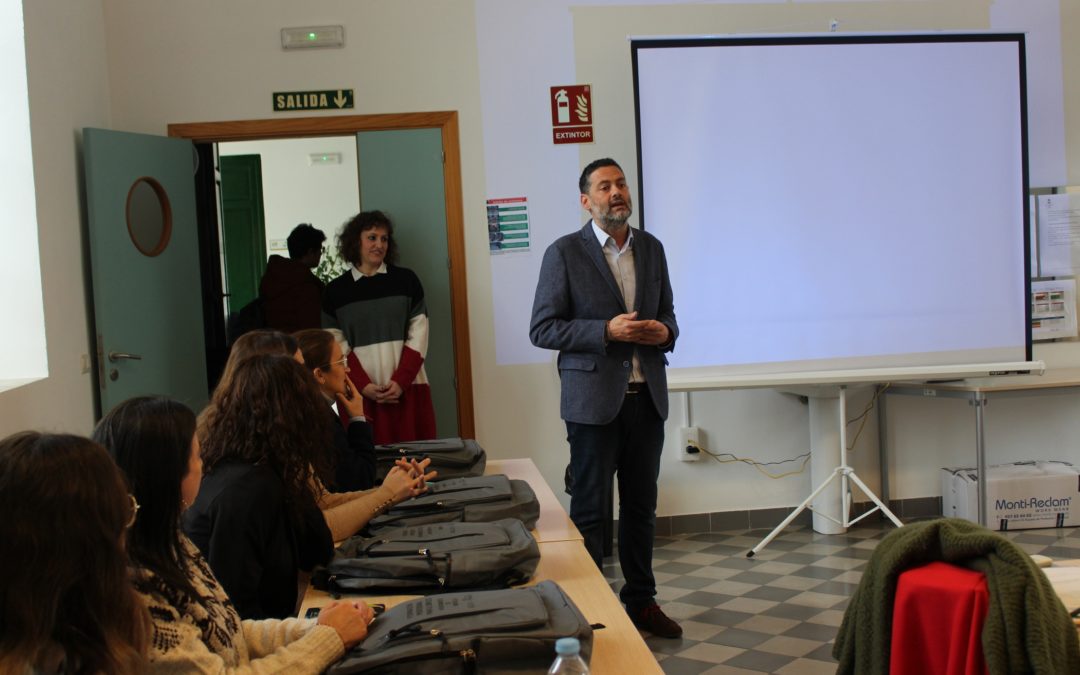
530, 158, 681, 638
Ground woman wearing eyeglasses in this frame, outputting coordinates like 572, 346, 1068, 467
294, 328, 375, 491
295, 328, 434, 540
94, 396, 372, 673
0, 432, 148, 674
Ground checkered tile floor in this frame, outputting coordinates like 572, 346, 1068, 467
602, 520, 1080, 674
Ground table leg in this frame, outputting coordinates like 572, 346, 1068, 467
877, 386, 890, 517
971, 394, 988, 526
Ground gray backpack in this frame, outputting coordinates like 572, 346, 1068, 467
368, 474, 540, 531
375, 438, 486, 483
327, 580, 593, 674
311, 519, 540, 593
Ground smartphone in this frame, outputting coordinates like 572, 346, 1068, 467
307, 603, 384, 619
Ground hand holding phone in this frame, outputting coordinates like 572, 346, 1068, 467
317, 601, 373, 650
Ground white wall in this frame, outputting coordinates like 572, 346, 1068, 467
219, 136, 360, 257
5, 0, 1080, 519
0, 0, 111, 437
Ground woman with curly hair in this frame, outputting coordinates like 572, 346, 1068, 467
322, 210, 437, 444
184, 354, 337, 620
212, 329, 431, 538
95, 396, 372, 672
0, 431, 148, 674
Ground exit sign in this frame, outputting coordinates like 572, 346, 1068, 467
273, 89, 354, 112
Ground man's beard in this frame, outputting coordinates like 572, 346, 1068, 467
597, 200, 632, 228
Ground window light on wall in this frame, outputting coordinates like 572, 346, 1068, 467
0, 0, 48, 392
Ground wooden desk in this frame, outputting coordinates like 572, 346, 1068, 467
531, 540, 662, 673
300, 540, 661, 673
1043, 559, 1080, 638
882, 368, 1080, 525
302, 458, 658, 672
486, 458, 582, 543
1045, 559, 1080, 612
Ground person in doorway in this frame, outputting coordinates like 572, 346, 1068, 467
529, 158, 682, 638
260, 223, 326, 333
322, 210, 436, 445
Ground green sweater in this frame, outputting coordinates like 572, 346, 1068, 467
833, 518, 1080, 674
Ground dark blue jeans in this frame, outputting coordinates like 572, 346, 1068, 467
565, 387, 664, 609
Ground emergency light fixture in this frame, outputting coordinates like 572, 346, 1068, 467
281, 26, 344, 50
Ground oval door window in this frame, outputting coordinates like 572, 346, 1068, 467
125, 177, 172, 257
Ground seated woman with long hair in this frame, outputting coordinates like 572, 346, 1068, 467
295, 327, 437, 539
216, 329, 304, 391
216, 329, 431, 541
220, 328, 373, 490
0, 431, 148, 674
183, 354, 341, 620
94, 396, 371, 672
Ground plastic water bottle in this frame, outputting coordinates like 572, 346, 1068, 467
548, 637, 589, 674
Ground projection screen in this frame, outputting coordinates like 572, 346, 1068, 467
631, 34, 1034, 388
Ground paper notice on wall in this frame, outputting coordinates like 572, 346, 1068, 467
487, 197, 530, 254
1031, 278, 1078, 341
1037, 193, 1080, 276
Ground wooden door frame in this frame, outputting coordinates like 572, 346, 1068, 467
168, 112, 474, 439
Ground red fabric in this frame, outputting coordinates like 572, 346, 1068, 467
890, 561, 990, 675
343, 351, 436, 445
367, 383, 436, 445
392, 345, 424, 390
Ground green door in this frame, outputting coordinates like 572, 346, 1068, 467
83, 128, 208, 415
219, 155, 267, 313
356, 129, 458, 437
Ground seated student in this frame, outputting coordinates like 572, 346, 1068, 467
295, 327, 376, 491
94, 396, 372, 672
296, 328, 436, 538
184, 354, 338, 620
0, 431, 148, 674
214, 329, 304, 393
216, 328, 432, 539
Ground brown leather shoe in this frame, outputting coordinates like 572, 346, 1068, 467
628, 603, 683, 638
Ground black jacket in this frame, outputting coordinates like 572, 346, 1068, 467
183, 460, 333, 620
329, 405, 376, 492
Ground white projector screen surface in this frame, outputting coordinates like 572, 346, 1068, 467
632, 35, 1032, 387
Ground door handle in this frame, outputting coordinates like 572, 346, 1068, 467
108, 351, 143, 362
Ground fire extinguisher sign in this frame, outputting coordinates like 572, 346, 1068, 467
550, 85, 593, 145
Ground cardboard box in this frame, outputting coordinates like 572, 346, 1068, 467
941, 461, 1080, 530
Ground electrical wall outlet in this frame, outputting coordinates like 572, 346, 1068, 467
679, 426, 701, 462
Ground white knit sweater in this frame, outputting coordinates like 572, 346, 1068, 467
132, 536, 344, 674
